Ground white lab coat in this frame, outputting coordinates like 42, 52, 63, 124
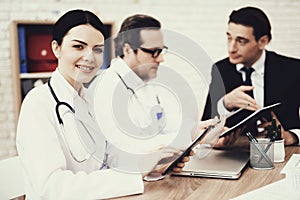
16, 69, 143, 200
92, 58, 196, 173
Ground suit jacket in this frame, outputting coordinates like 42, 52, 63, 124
202, 51, 300, 131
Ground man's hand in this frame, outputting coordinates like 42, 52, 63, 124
142, 148, 194, 181
258, 112, 298, 146
171, 150, 194, 173
153, 148, 194, 174
214, 126, 246, 148
224, 85, 259, 111
192, 118, 219, 141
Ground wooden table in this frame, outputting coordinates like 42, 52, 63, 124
113, 146, 300, 200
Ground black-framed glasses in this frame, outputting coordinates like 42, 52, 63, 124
139, 46, 168, 58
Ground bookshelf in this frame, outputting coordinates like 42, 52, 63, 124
10, 20, 55, 125
10, 20, 114, 125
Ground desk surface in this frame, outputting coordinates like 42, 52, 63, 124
113, 146, 300, 200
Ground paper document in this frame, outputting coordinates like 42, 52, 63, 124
230, 179, 300, 200
281, 154, 300, 192
232, 154, 300, 200
281, 154, 300, 174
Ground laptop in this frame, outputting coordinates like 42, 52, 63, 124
172, 149, 249, 179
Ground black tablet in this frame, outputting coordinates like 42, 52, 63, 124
219, 103, 281, 138
162, 121, 221, 175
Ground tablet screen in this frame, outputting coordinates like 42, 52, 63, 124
161, 116, 226, 176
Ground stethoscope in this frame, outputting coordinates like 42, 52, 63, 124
116, 73, 164, 120
116, 73, 166, 137
47, 78, 97, 163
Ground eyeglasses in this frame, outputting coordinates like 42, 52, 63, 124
139, 46, 168, 58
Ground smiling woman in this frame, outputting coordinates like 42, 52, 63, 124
15, 9, 145, 200
51, 10, 106, 92
51, 24, 105, 91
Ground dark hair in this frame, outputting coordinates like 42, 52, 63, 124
52, 9, 107, 45
114, 14, 161, 57
229, 7, 272, 41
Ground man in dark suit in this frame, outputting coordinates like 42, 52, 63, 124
202, 6, 300, 146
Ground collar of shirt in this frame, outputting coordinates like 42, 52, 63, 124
51, 68, 88, 114
51, 68, 101, 157
110, 57, 146, 88
236, 50, 266, 79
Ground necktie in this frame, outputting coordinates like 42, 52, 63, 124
240, 66, 258, 135
241, 66, 255, 98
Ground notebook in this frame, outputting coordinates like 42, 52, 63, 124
172, 149, 249, 179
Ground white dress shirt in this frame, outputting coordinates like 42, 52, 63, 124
217, 50, 265, 115
236, 50, 265, 108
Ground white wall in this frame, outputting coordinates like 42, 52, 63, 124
0, 0, 299, 159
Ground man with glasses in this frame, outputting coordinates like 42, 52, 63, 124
90, 14, 192, 179
109, 14, 170, 137
113, 14, 167, 82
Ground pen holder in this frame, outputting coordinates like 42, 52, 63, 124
274, 139, 285, 163
250, 138, 274, 170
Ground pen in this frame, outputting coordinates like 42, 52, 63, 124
245, 132, 274, 166
226, 103, 250, 118
245, 131, 258, 143
156, 96, 160, 104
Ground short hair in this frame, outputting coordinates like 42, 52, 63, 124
52, 9, 107, 45
114, 14, 161, 57
229, 7, 272, 41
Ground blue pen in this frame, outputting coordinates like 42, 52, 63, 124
156, 96, 163, 120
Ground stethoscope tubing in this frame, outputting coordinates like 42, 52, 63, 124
47, 78, 95, 163
47, 78, 75, 125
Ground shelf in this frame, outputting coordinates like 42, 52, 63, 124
10, 20, 56, 126
20, 72, 52, 79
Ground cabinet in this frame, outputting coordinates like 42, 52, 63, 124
10, 20, 113, 124
10, 20, 55, 125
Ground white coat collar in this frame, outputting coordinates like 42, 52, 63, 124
50, 68, 88, 108
109, 57, 146, 88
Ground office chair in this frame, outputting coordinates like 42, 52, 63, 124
0, 156, 25, 199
